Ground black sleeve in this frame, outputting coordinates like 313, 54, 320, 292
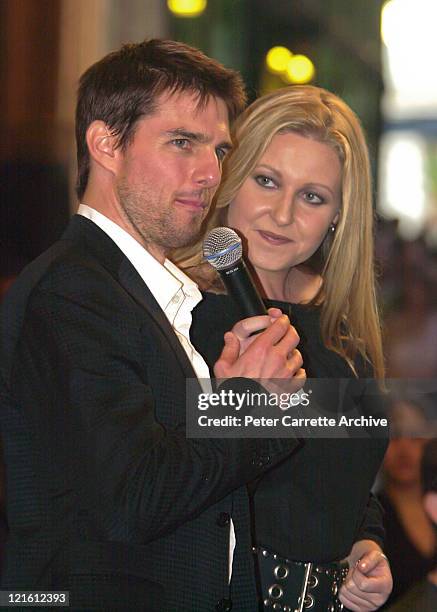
191, 292, 241, 369
11, 279, 298, 543
352, 356, 388, 549
356, 492, 386, 549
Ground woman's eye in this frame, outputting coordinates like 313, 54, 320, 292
303, 191, 324, 204
255, 175, 277, 189
216, 148, 227, 163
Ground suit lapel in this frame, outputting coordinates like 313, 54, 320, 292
62, 215, 200, 383
117, 258, 200, 382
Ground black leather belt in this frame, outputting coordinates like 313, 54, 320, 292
254, 546, 350, 611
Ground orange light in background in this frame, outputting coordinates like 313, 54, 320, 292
283, 54, 315, 84
167, 0, 207, 18
265, 46, 292, 74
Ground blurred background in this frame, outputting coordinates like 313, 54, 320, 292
1, 0, 437, 604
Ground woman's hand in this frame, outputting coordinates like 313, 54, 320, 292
339, 540, 392, 611
228, 307, 284, 354
213, 310, 305, 389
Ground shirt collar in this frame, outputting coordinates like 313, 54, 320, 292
77, 204, 201, 312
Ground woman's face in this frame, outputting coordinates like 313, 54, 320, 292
227, 132, 342, 277
384, 438, 427, 486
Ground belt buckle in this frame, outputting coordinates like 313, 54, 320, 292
297, 562, 314, 611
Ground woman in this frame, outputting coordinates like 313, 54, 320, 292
185, 86, 393, 611
378, 399, 437, 607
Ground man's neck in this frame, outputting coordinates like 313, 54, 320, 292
79, 200, 167, 264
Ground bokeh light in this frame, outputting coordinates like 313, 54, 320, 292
379, 132, 426, 239
284, 54, 315, 84
380, 0, 396, 47
266, 46, 292, 74
167, 0, 207, 18
381, 0, 437, 112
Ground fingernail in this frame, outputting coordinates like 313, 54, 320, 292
270, 309, 282, 317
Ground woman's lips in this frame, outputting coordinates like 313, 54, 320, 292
257, 229, 292, 245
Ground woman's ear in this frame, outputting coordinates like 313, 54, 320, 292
332, 210, 340, 227
85, 120, 120, 175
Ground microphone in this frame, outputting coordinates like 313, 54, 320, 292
203, 227, 266, 317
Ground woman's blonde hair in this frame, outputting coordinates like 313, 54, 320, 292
176, 85, 384, 379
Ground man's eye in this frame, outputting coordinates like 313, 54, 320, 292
255, 175, 277, 189
172, 139, 190, 149
303, 191, 324, 204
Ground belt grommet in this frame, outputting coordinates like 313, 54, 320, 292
307, 574, 318, 589
268, 584, 283, 600
303, 594, 314, 609
274, 564, 289, 580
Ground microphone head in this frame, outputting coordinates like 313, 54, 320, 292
203, 227, 243, 271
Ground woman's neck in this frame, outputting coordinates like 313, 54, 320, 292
256, 265, 322, 304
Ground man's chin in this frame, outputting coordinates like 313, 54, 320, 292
170, 232, 201, 250
162, 225, 203, 251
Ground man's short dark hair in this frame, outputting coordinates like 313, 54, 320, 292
75, 38, 246, 200
422, 438, 437, 494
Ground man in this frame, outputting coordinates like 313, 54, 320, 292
388, 437, 437, 611
0, 40, 303, 611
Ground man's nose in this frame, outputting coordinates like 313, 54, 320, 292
192, 149, 221, 188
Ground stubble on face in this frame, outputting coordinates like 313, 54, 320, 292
116, 177, 209, 256
110, 92, 230, 261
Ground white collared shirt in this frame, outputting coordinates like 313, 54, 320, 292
77, 204, 211, 391
77, 204, 235, 579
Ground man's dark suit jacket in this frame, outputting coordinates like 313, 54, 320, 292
0, 215, 297, 611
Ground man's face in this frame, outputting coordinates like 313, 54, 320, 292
115, 91, 231, 262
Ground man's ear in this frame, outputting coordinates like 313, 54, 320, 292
423, 491, 437, 524
86, 120, 121, 175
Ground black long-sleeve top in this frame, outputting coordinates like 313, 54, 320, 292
192, 292, 388, 563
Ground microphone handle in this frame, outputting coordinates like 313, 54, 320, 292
218, 258, 267, 318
